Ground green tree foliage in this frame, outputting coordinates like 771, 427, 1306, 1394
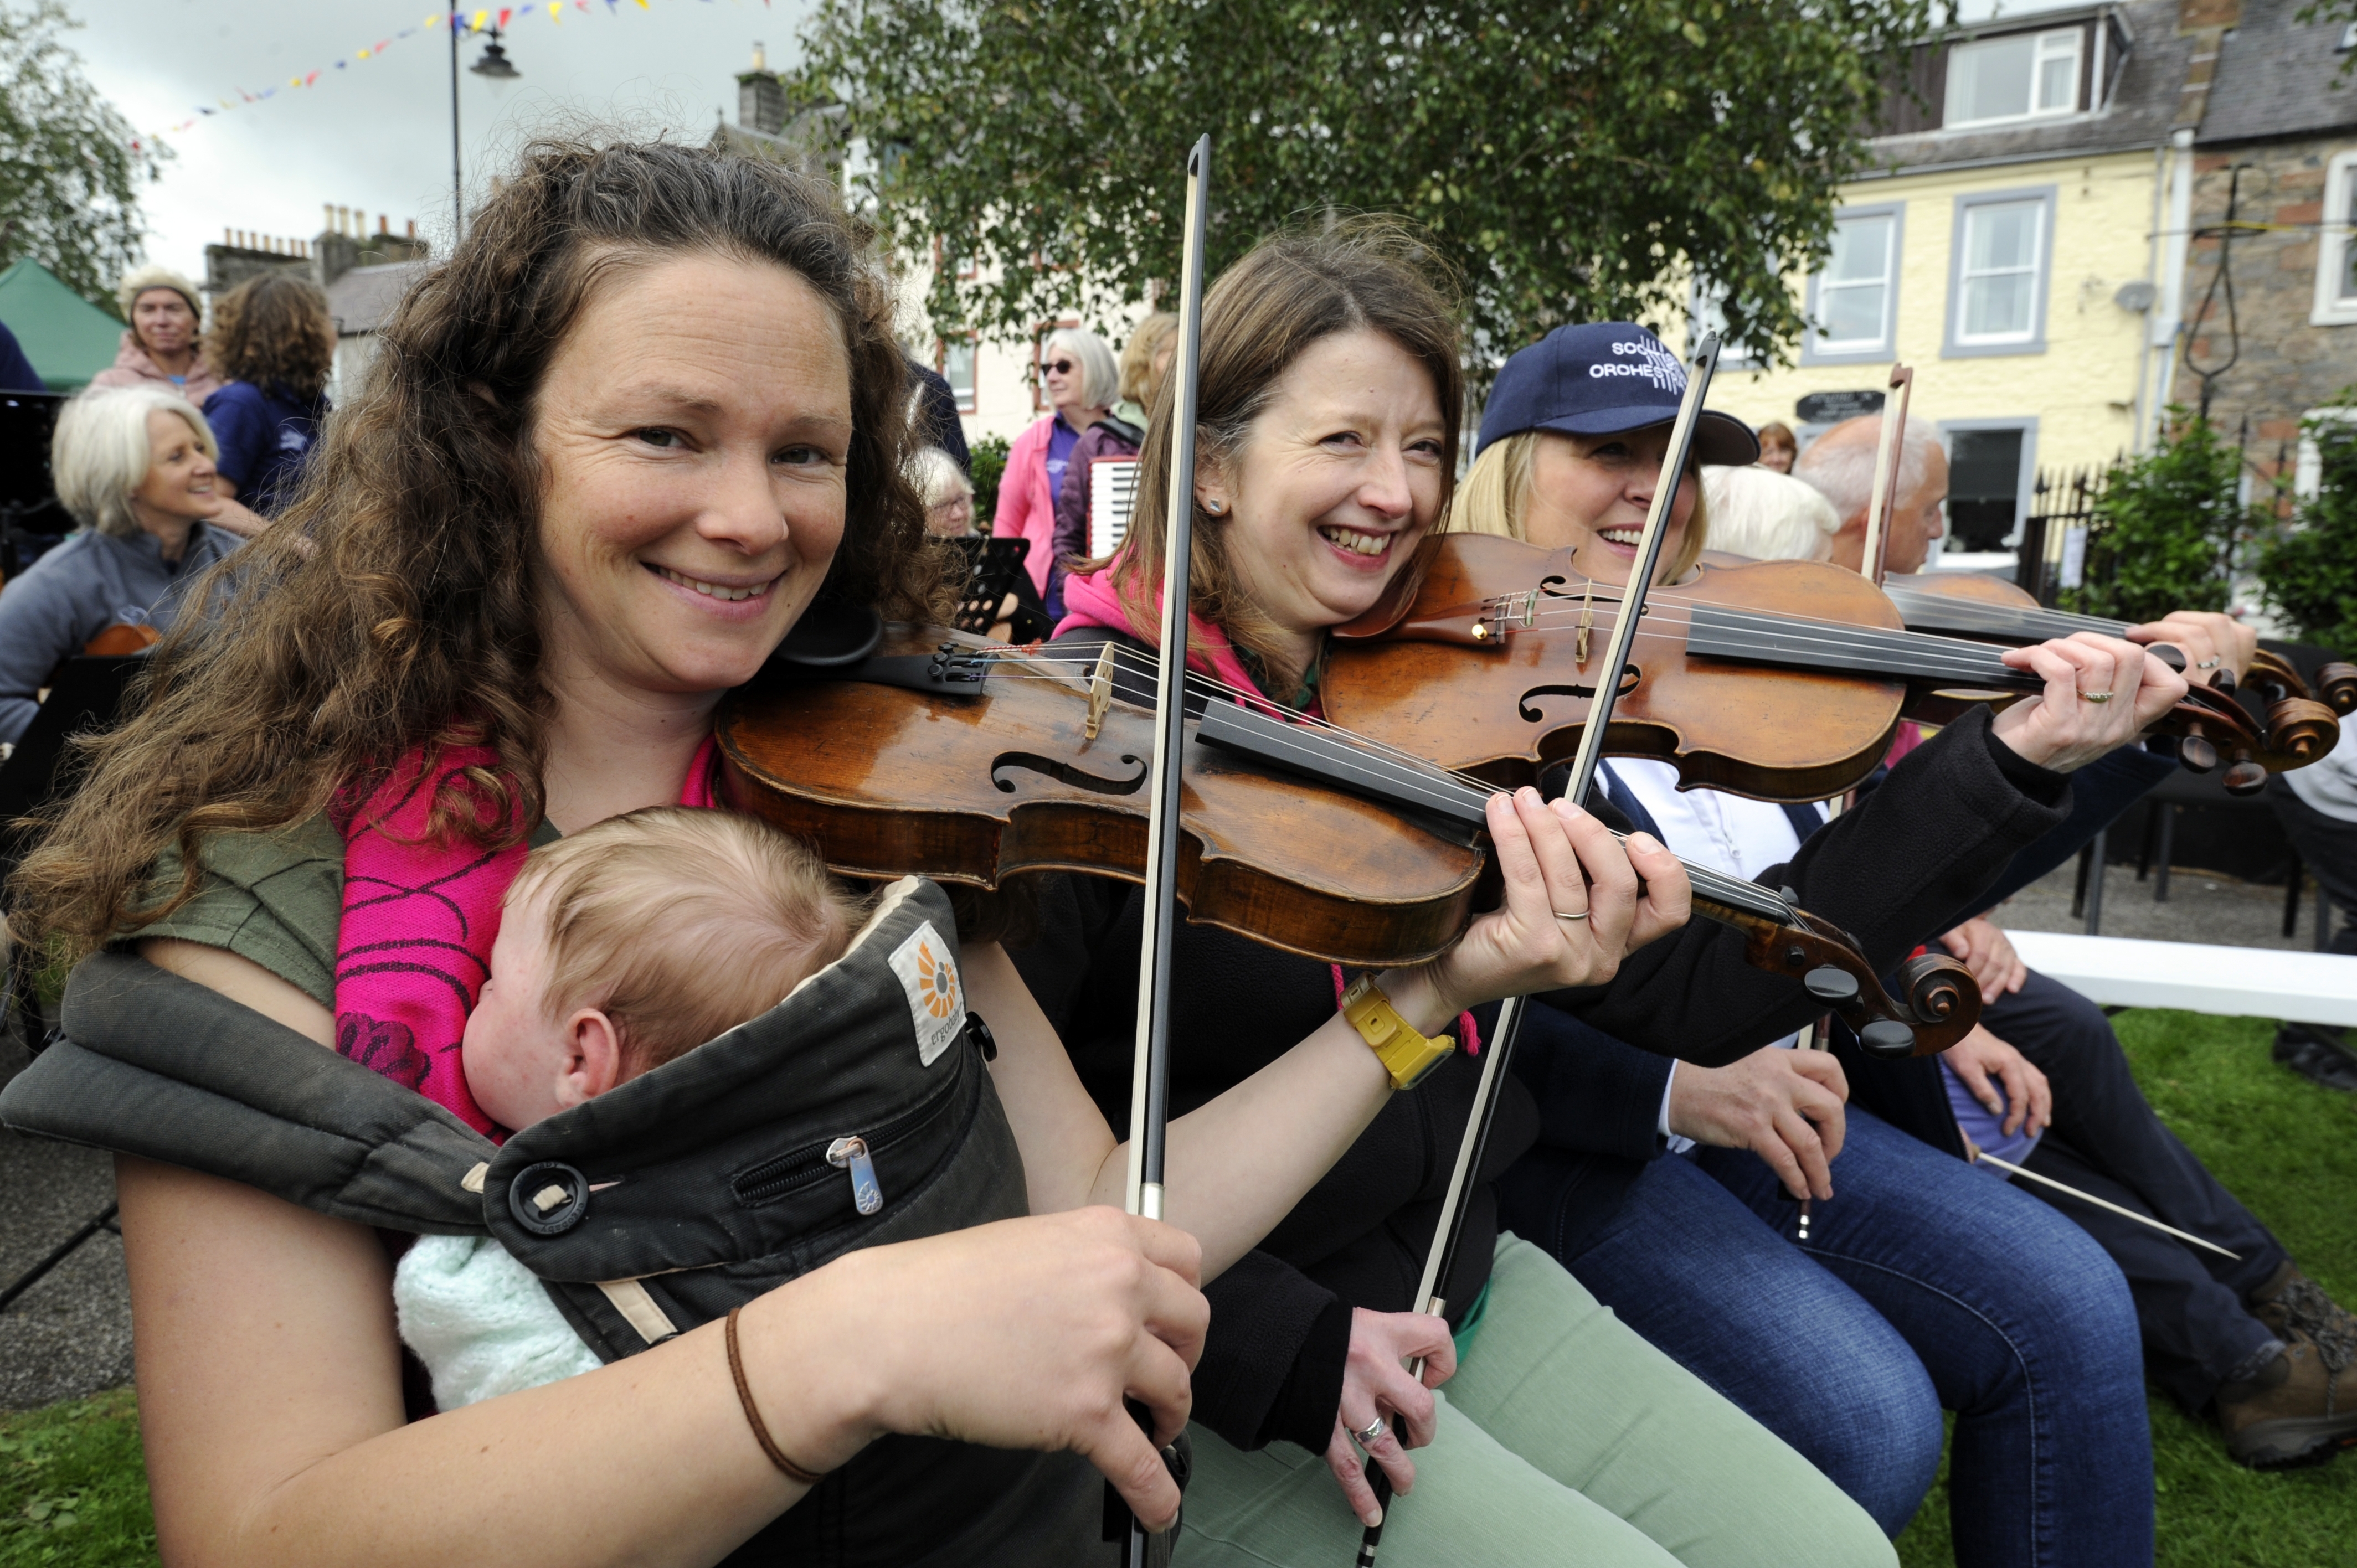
2257, 405, 2357, 659
970, 432, 1012, 519
0, 2, 169, 314
2061, 411, 2243, 624
797, 0, 1938, 370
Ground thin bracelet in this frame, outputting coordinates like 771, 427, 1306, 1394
725, 1305, 827, 1486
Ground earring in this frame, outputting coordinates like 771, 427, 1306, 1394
1203, 500, 1226, 516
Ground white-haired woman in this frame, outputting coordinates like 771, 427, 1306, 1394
1699, 463, 1841, 563
0, 387, 260, 744
990, 326, 1116, 607
90, 265, 224, 406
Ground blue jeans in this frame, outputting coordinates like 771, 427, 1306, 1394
1558, 1110, 2153, 1568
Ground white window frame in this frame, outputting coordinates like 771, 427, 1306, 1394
1937, 416, 2040, 552
1943, 26, 2085, 131
1943, 186, 2057, 358
2312, 151, 2357, 327
2294, 406, 2357, 497
1802, 204, 1905, 366
1686, 277, 1760, 367
938, 334, 978, 414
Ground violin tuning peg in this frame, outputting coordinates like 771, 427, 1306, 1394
2178, 734, 2218, 773
1803, 966, 1860, 1004
2223, 756, 2268, 796
1858, 1019, 1918, 1060
2148, 643, 2186, 673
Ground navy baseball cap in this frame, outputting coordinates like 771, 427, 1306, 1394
1476, 323, 1758, 465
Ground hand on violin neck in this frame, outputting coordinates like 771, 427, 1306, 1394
2126, 610, 2256, 687
1992, 632, 2187, 773
1427, 791, 1691, 1010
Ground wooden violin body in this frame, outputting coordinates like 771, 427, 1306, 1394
1327, 535, 2314, 800
718, 622, 1979, 1055
718, 627, 1488, 969
1329, 538, 1906, 803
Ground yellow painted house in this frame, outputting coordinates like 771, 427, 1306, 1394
1689, 0, 2219, 557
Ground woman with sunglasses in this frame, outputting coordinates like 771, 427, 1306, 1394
991, 327, 1116, 616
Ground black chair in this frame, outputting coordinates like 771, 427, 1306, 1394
0, 654, 150, 1039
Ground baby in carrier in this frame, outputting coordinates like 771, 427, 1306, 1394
393, 804, 870, 1410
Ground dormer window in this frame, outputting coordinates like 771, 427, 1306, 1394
1945, 27, 2086, 128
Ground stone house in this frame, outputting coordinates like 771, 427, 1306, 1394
2173, 0, 2357, 496
199, 208, 431, 400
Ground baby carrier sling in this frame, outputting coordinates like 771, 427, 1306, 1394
0, 876, 1105, 1566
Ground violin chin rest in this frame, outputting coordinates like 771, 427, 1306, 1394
770, 599, 885, 670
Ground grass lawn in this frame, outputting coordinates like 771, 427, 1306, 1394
2, 1009, 2351, 1565
1897, 1009, 2357, 1566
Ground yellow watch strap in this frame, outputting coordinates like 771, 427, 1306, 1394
1340, 974, 1457, 1091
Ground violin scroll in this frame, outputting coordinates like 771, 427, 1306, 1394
1721, 901, 1983, 1058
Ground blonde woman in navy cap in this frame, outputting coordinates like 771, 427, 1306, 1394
1453, 323, 2176, 1567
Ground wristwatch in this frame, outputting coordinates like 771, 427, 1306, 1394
1340, 973, 1457, 1091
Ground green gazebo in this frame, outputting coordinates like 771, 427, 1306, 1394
0, 259, 126, 391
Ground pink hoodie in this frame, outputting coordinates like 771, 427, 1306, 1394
90, 329, 224, 406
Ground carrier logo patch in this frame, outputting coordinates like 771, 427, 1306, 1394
888, 921, 965, 1066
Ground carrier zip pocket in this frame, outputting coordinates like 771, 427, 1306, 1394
732, 1064, 966, 1209
828, 1137, 883, 1215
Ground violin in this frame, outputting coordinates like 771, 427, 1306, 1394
1324, 534, 2332, 799
713, 623, 1979, 1058
1882, 569, 2356, 720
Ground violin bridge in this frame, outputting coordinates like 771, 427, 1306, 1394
1576, 582, 1597, 666
1084, 642, 1116, 741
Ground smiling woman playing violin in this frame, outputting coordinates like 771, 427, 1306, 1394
1449, 322, 2186, 1566
0, 143, 1655, 1568
1013, 226, 1897, 1567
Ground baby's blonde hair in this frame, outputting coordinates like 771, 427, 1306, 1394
508, 807, 871, 1073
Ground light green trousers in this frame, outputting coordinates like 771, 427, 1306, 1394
1176, 1236, 1895, 1567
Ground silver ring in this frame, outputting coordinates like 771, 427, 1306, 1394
1554, 910, 1589, 922
2081, 690, 2114, 704
1354, 1416, 1388, 1448
2198, 657, 2222, 669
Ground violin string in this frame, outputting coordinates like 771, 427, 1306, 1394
941, 641, 1795, 919
1489, 596, 2039, 683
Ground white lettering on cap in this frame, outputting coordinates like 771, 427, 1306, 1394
1586, 340, 1687, 394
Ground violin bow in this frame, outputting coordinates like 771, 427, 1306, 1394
1111, 132, 1210, 1568
1857, 364, 1913, 589
1356, 336, 1725, 1567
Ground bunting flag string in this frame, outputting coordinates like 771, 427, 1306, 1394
135, 0, 766, 149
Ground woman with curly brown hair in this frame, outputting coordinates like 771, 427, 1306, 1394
201, 272, 338, 517
0, 137, 1645, 1567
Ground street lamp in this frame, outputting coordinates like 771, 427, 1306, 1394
470, 29, 521, 93
449, 25, 523, 243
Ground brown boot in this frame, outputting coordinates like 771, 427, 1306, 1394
2215, 1327, 2357, 1469
2250, 1262, 2357, 1352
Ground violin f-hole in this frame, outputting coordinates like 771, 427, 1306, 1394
991, 751, 1150, 796
1517, 668, 1641, 724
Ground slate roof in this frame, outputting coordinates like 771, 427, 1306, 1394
323, 260, 428, 338
2197, 0, 2357, 145
1861, 0, 2198, 176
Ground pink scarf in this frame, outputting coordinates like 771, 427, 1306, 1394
332, 736, 720, 1134
1057, 569, 1481, 1055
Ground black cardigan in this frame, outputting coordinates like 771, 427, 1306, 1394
1007, 635, 2076, 1454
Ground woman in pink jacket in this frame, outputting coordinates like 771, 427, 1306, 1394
90, 265, 224, 407
990, 326, 1115, 614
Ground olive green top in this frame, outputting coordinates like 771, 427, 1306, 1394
133, 813, 560, 1010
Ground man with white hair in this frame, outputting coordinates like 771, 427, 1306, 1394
1793, 415, 1949, 575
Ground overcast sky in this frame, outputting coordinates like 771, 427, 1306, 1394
73, 0, 2072, 289
75, 0, 816, 285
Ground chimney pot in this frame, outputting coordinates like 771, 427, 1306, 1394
753, 40, 766, 70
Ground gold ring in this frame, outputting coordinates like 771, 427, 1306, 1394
1554, 910, 1589, 922
1355, 1416, 1388, 1448
2081, 690, 2114, 704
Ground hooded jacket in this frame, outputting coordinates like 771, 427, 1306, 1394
88, 330, 224, 406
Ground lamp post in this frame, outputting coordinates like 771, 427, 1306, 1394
449, 23, 522, 241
